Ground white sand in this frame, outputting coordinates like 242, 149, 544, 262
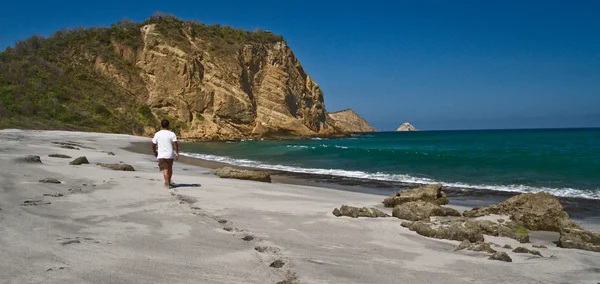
0, 129, 598, 284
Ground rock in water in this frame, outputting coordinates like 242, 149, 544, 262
401, 219, 484, 243
213, 167, 271, 182
489, 252, 512, 262
392, 201, 460, 221
463, 192, 576, 232
70, 156, 90, 165
39, 178, 61, 184
332, 205, 389, 218
48, 154, 71, 158
397, 122, 417, 131
96, 163, 135, 171
558, 226, 600, 252
327, 109, 376, 133
15, 155, 42, 163
383, 184, 448, 207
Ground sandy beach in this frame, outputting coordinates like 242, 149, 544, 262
1, 129, 599, 284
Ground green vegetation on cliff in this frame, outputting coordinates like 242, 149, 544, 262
0, 14, 284, 134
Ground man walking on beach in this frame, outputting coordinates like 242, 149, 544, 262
152, 119, 179, 193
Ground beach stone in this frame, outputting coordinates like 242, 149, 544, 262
39, 178, 61, 184
15, 155, 42, 163
532, 244, 547, 249
392, 201, 460, 221
383, 184, 448, 208
471, 220, 530, 243
48, 154, 71, 158
456, 240, 472, 251
463, 192, 576, 232
513, 247, 543, 256
489, 252, 512, 262
332, 205, 389, 218
107, 152, 115, 156
213, 167, 271, 182
69, 156, 89, 165
270, 260, 285, 268
470, 243, 497, 254
503, 244, 513, 249
557, 226, 600, 252
401, 219, 484, 243
96, 163, 135, 171
60, 145, 79, 150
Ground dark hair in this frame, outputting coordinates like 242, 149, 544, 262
161, 119, 170, 129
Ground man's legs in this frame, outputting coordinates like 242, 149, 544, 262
162, 169, 170, 189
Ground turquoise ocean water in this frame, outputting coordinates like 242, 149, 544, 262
180, 128, 600, 199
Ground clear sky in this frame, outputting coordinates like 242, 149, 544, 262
1, 0, 599, 130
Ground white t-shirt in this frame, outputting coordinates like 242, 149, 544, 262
152, 130, 178, 159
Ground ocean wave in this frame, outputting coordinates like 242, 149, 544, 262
180, 152, 600, 200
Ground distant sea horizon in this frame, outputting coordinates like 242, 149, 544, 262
180, 128, 600, 200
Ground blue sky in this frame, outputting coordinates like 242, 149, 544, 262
1, 0, 599, 130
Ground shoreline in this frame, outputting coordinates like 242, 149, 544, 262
126, 141, 600, 224
2, 129, 599, 283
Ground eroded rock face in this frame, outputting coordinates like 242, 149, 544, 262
98, 24, 349, 140
332, 205, 389, 218
383, 184, 448, 208
97, 163, 135, 171
463, 192, 575, 232
401, 219, 484, 243
213, 167, 271, 182
558, 227, 600, 252
392, 201, 460, 221
327, 109, 376, 133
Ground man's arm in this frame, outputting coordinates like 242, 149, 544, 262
152, 143, 158, 157
173, 141, 179, 160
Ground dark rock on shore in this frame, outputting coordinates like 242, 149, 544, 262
60, 145, 79, 150
15, 155, 42, 163
383, 184, 448, 208
70, 156, 89, 165
513, 247, 543, 257
489, 252, 512, 262
455, 240, 497, 254
471, 220, 529, 243
558, 227, 600, 252
48, 154, 71, 158
213, 167, 271, 183
392, 201, 460, 221
96, 163, 135, 171
332, 205, 389, 218
463, 192, 577, 232
39, 178, 61, 184
401, 219, 484, 243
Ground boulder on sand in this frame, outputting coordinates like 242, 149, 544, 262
48, 154, 71, 158
15, 155, 42, 163
96, 163, 135, 171
557, 226, 600, 253
489, 252, 512, 262
213, 167, 271, 183
332, 205, 389, 218
392, 201, 460, 221
471, 220, 530, 243
70, 156, 90, 165
401, 219, 484, 243
463, 192, 577, 232
383, 184, 448, 208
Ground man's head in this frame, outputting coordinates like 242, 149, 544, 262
161, 119, 170, 129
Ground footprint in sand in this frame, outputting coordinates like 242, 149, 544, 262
270, 260, 285, 268
242, 235, 255, 241
217, 219, 228, 224
255, 246, 281, 254
43, 193, 64, 197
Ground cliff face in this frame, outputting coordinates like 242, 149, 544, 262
327, 109, 376, 133
95, 23, 337, 140
397, 122, 416, 131
0, 16, 351, 139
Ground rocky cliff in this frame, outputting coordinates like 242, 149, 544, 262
0, 15, 358, 140
397, 122, 417, 131
327, 109, 376, 133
